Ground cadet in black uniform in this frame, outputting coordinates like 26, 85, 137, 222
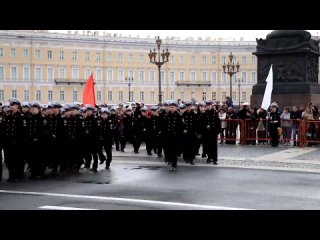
269, 105, 281, 147
149, 106, 161, 155
22, 102, 32, 171
182, 101, 197, 165
26, 102, 46, 179
162, 101, 183, 171
83, 104, 99, 172
198, 100, 221, 164
97, 108, 113, 169
121, 108, 134, 152
3, 98, 25, 182
110, 107, 120, 151
158, 101, 170, 159
132, 106, 148, 154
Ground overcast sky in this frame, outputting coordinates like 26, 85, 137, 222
51, 30, 320, 40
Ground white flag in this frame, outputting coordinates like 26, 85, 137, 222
261, 65, 273, 111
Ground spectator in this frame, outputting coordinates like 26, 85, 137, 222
280, 107, 292, 146
218, 108, 227, 144
291, 106, 302, 146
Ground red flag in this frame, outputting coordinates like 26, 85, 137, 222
82, 73, 96, 106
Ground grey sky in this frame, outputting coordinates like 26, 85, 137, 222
51, 30, 320, 41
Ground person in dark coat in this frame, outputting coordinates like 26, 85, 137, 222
269, 105, 281, 147
110, 107, 120, 151
121, 108, 134, 152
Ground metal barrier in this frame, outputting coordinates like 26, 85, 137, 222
217, 119, 244, 144
302, 120, 320, 147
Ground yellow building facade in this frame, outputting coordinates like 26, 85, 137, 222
0, 30, 258, 105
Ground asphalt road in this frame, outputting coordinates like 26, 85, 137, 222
1, 160, 320, 210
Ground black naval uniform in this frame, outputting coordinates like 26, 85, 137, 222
83, 114, 99, 171
158, 109, 168, 159
149, 114, 161, 155
121, 113, 134, 151
199, 109, 221, 164
3, 110, 25, 181
269, 111, 281, 147
162, 111, 183, 168
110, 113, 120, 151
25, 112, 46, 179
97, 116, 113, 169
182, 110, 197, 163
132, 114, 148, 153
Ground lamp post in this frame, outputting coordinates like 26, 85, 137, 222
222, 52, 240, 102
148, 36, 170, 105
238, 76, 241, 108
125, 76, 133, 102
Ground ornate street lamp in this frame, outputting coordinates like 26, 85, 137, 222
222, 52, 240, 102
148, 36, 170, 105
125, 76, 133, 101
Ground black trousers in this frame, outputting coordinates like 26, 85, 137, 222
98, 140, 112, 167
0, 144, 3, 181
182, 133, 196, 161
145, 134, 153, 154
28, 140, 45, 177
84, 139, 99, 170
4, 141, 24, 179
203, 133, 218, 162
270, 125, 279, 147
133, 133, 143, 152
49, 138, 61, 170
112, 129, 120, 150
164, 136, 179, 168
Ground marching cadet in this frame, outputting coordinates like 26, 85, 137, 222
22, 102, 32, 118
162, 101, 183, 171
269, 105, 281, 147
47, 102, 63, 173
149, 106, 161, 155
198, 100, 221, 164
26, 102, 46, 180
3, 98, 25, 182
110, 106, 120, 151
132, 106, 148, 154
97, 108, 113, 169
158, 101, 170, 159
121, 108, 134, 152
182, 101, 197, 165
177, 104, 186, 158
83, 104, 99, 172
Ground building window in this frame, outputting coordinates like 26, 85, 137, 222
59, 51, 64, 60
11, 66, 17, 80
12, 90, 17, 99
97, 91, 102, 101
128, 70, 134, 80
10, 48, 16, 58
211, 72, 217, 83
36, 90, 41, 101
202, 92, 206, 101
118, 69, 124, 82
0, 48, 3, 57
107, 52, 112, 62
222, 56, 226, 64
242, 92, 247, 101
170, 92, 175, 100
72, 68, 79, 79
252, 56, 256, 64
202, 56, 207, 64
118, 53, 123, 62
47, 50, 52, 60
242, 72, 247, 83
179, 56, 184, 64
139, 54, 144, 63
179, 71, 185, 81
150, 92, 155, 101
47, 68, 54, 82
212, 56, 216, 64
139, 70, 144, 83
0, 66, 4, 80
232, 91, 236, 101
232, 73, 237, 83
35, 67, 41, 81
23, 66, 30, 81
160, 71, 165, 82
73, 91, 78, 101
222, 72, 226, 83
202, 72, 207, 81
119, 91, 123, 101
180, 92, 184, 100
0, 90, 4, 100
23, 49, 29, 59
24, 90, 29, 101
150, 71, 155, 84
96, 68, 102, 81
48, 90, 53, 101
140, 91, 144, 101
84, 68, 91, 80
35, 50, 40, 59
190, 71, 196, 82
108, 91, 112, 101
251, 71, 256, 83
85, 52, 90, 61
169, 55, 174, 64
72, 51, 77, 60
170, 71, 175, 84
129, 54, 133, 63
107, 69, 113, 82
242, 56, 246, 65
60, 91, 64, 101
191, 56, 196, 64
129, 92, 133, 101
222, 92, 226, 101
212, 92, 216, 100
59, 68, 66, 78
